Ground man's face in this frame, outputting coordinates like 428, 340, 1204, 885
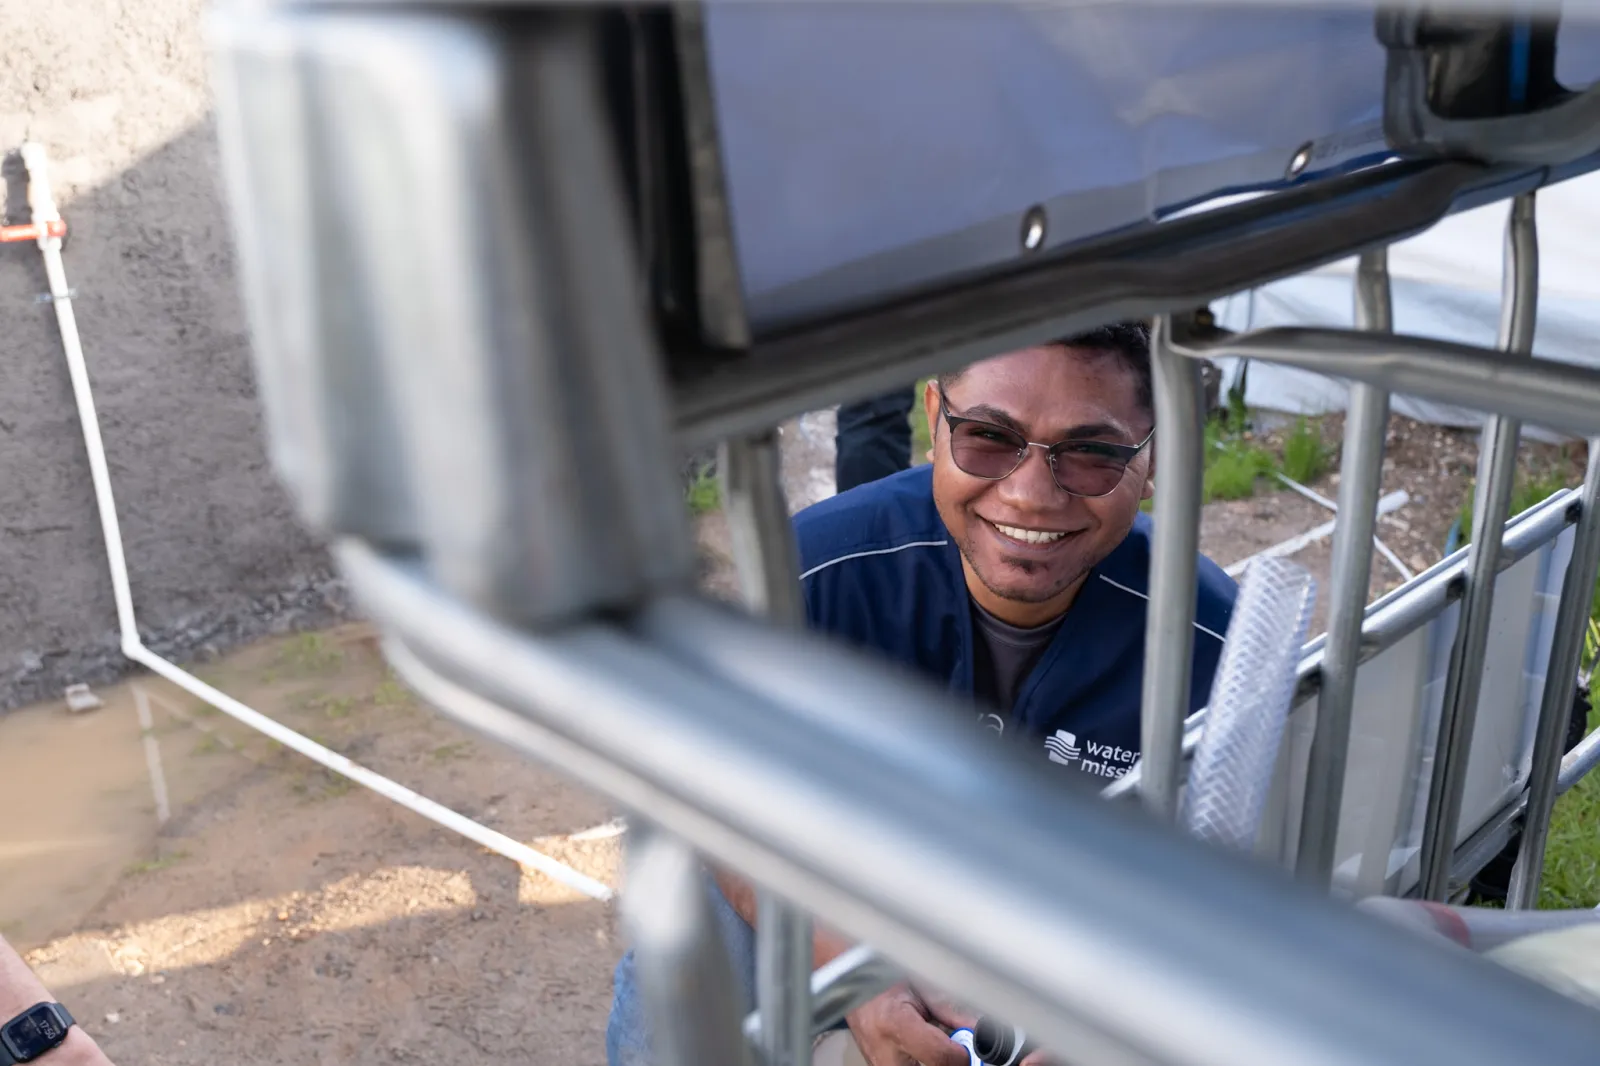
925, 344, 1154, 627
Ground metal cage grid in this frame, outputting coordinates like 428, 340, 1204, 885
204, 5, 1600, 1064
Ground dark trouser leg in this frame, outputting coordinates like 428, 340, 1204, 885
834, 387, 916, 494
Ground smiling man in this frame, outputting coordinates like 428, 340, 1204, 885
797, 321, 1234, 758
608, 321, 1236, 1066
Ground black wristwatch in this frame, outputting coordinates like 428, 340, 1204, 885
0, 1003, 75, 1064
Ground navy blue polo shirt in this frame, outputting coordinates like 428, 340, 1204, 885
605, 466, 1238, 1066
795, 465, 1236, 778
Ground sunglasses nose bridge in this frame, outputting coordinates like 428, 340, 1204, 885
1006, 439, 1059, 487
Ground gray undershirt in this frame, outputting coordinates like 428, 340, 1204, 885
970, 599, 1065, 715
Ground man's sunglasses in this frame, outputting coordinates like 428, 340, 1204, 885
938, 390, 1154, 499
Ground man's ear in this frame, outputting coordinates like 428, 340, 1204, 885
921, 379, 942, 463
1141, 434, 1157, 501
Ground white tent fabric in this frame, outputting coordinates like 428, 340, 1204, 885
1210, 171, 1600, 442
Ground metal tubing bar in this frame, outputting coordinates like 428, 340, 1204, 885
1558, 719, 1600, 793
1306, 491, 1575, 688
1106, 489, 1579, 803
721, 431, 805, 624
804, 948, 902, 1039
1164, 321, 1600, 440
671, 161, 1497, 450
1430, 720, 1600, 898
1140, 315, 1207, 820
1507, 439, 1600, 909
348, 545, 1600, 1066
721, 432, 814, 1066
756, 901, 813, 1066
1296, 250, 1394, 886
743, 946, 904, 1046
622, 827, 754, 1066
1418, 193, 1539, 902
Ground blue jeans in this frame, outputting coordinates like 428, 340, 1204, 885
835, 388, 916, 494
606, 875, 758, 1066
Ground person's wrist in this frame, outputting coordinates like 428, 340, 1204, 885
0, 1013, 100, 1066
46, 1026, 103, 1065
0, 1001, 80, 1066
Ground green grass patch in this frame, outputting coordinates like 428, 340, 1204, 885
372, 675, 414, 710
273, 632, 344, 678
1540, 695, 1600, 909
431, 740, 472, 763
126, 850, 189, 876
1280, 417, 1332, 484
1585, 591, 1600, 681
291, 768, 353, 802
685, 467, 721, 515
1457, 467, 1574, 545
1203, 420, 1277, 503
191, 734, 225, 756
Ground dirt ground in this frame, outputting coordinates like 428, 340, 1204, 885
5, 626, 623, 1066
1199, 414, 1588, 635
5, 405, 1589, 1066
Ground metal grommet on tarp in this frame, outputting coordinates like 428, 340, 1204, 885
1020, 204, 1047, 252
1286, 141, 1314, 179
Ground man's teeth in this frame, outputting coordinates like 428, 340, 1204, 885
993, 521, 1067, 545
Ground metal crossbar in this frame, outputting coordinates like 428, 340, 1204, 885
205, 5, 1600, 1064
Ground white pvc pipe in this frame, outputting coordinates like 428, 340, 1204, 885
131, 683, 172, 825
17, 142, 613, 905
1272, 469, 1414, 582
1225, 489, 1409, 578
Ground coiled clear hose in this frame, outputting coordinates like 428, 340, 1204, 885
1182, 556, 1316, 849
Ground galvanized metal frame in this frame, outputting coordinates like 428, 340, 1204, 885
722, 431, 814, 1066
1416, 193, 1539, 901
1506, 444, 1600, 908
1294, 250, 1394, 886
206, 5, 1600, 1064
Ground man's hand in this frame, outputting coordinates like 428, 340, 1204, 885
847, 983, 972, 1066
920, 994, 1059, 1066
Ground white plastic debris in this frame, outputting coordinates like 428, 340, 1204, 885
63, 683, 104, 714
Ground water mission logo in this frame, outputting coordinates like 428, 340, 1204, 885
1044, 729, 1081, 765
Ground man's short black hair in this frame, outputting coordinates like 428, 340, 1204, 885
936, 320, 1153, 414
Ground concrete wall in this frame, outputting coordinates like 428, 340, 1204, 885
0, 0, 343, 710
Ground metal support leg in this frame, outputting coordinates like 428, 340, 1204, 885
1506, 440, 1600, 909
756, 897, 815, 1066
623, 827, 754, 1066
721, 431, 805, 624
1418, 193, 1539, 901
721, 431, 813, 1066
1296, 250, 1393, 885
1141, 314, 1207, 820
745, 946, 904, 1047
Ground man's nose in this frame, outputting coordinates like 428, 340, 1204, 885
997, 443, 1062, 504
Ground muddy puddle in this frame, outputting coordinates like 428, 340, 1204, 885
1, 623, 411, 949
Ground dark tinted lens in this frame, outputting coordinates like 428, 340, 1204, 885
1050, 442, 1131, 497
949, 421, 1026, 479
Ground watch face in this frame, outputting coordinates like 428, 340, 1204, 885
2, 1005, 66, 1062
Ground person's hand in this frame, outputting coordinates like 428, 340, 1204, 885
846, 983, 972, 1066
920, 993, 1059, 1066
0, 935, 115, 1066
